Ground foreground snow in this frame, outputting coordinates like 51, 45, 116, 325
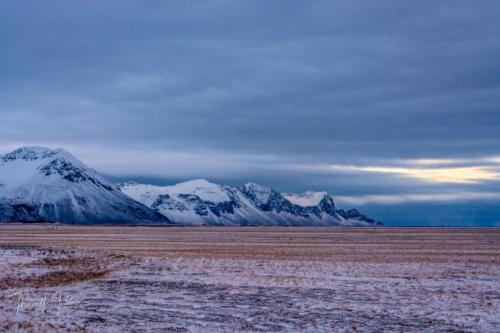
0, 226, 499, 332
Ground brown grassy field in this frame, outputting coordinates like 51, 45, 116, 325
0, 225, 499, 332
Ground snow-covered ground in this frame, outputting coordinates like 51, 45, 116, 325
0, 226, 499, 332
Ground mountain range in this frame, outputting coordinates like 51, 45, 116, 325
0, 147, 381, 226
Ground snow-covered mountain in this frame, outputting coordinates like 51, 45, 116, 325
119, 179, 381, 226
0, 147, 170, 224
0, 146, 380, 226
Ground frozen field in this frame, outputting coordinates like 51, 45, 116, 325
0, 226, 499, 332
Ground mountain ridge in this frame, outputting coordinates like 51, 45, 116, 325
0, 146, 381, 226
119, 179, 381, 226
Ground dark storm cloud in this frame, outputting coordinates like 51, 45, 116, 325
1, 1, 500, 224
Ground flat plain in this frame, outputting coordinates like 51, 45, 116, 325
0, 225, 499, 332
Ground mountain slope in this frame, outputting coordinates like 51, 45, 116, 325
119, 179, 381, 226
282, 191, 328, 207
0, 147, 170, 224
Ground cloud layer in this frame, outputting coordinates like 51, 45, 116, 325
1, 1, 499, 225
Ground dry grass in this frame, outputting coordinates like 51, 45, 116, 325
0, 245, 118, 290
33, 256, 102, 268
0, 266, 111, 290
35, 269, 110, 287
1, 225, 500, 262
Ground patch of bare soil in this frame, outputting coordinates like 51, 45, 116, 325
0, 246, 127, 290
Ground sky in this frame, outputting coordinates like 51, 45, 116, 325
1, 1, 500, 226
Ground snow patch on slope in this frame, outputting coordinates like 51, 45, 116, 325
283, 191, 329, 207
167, 179, 230, 203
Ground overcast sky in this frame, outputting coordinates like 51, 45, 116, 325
1, 1, 500, 225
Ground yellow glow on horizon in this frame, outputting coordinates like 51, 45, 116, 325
406, 158, 463, 166
331, 165, 499, 184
